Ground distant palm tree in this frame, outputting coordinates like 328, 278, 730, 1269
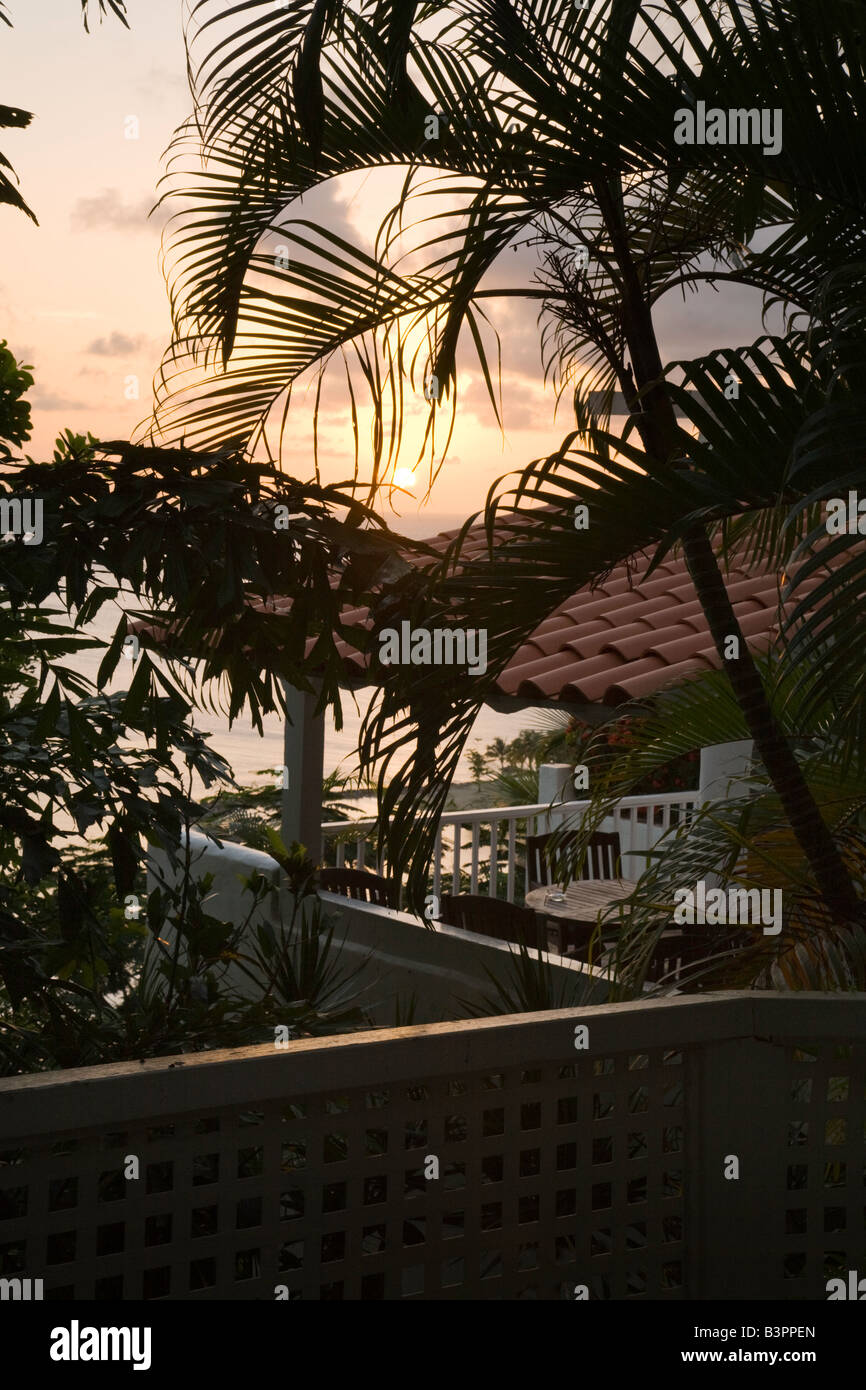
486, 738, 509, 774
511, 731, 545, 768
505, 734, 527, 768
467, 748, 487, 789
150, 0, 865, 920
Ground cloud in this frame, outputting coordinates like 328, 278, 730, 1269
85, 331, 145, 357
29, 386, 90, 411
34, 310, 99, 320
70, 189, 157, 232
653, 268, 784, 360
260, 178, 372, 270
133, 65, 190, 102
493, 298, 546, 376
460, 373, 549, 432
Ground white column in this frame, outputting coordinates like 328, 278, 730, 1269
537, 763, 573, 830
698, 740, 754, 806
698, 739, 754, 891
281, 682, 326, 858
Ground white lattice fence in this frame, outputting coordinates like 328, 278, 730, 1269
1, 995, 864, 1300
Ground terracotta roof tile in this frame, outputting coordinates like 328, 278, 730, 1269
563, 620, 656, 660
607, 621, 702, 661
734, 606, 779, 637
515, 617, 595, 657
606, 655, 711, 702
571, 656, 670, 703
553, 590, 647, 624
649, 632, 716, 665
133, 510, 845, 708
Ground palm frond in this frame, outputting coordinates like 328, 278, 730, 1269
81, 0, 128, 31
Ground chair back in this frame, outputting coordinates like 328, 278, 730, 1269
318, 866, 398, 908
526, 829, 621, 889
440, 893, 541, 948
584, 831, 621, 880
643, 928, 751, 986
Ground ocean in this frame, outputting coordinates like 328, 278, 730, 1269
57, 534, 550, 808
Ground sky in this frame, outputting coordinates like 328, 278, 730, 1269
3, 0, 782, 541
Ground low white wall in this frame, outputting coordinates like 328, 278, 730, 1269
147, 832, 610, 1024
148, 832, 281, 927
316, 892, 609, 1022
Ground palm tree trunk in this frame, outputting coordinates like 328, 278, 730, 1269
681, 524, 860, 921
595, 181, 861, 924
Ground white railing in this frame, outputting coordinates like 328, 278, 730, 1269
607, 791, 698, 880
321, 790, 697, 904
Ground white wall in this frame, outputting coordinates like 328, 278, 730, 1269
147, 832, 610, 1024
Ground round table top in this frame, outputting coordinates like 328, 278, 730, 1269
524, 879, 637, 921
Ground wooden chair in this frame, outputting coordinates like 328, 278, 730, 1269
642, 930, 706, 985
643, 927, 752, 987
526, 829, 621, 891
318, 866, 398, 908
526, 829, 623, 958
440, 893, 543, 949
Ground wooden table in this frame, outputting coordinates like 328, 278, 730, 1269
525, 879, 637, 956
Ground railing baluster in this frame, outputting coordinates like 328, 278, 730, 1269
637, 811, 647, 876
432, 824, 442, 907
336, 841, 345, 869
488, 821, 498, 897
507, 819, 517, 903
357, 838, 366, 871
617, 806, 633, 878
470, 823, 480, 894
452, 824, 462, 896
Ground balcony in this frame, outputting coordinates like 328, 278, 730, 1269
322, 790, 698, 905
9, 781, 847, 1304
141, 787, 697, 1024
0, 993, 862, 1300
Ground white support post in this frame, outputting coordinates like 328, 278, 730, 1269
537, 764, 573, 830
698, 740, 754, 806
698, 739, 754, 889
280, 681, 326, 858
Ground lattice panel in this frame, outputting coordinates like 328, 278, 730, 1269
583, 1047, 685, 1298
778, 1042, 866, 1298
0, 1047, 687, 1301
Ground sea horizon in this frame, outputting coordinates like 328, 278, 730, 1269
60, 533, 553, 813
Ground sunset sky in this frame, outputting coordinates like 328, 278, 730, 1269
5, 0, 780, 539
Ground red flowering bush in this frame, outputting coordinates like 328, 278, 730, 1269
564, 714, 699, 794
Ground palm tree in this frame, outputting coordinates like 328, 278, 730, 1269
1, 1, 128, 222
505, 733, 527, 769
486, 737, 509, 774
557, 662, 866, 995
147, 0, 865, 917
80, 1, 127, 28
467, 748, 487, 789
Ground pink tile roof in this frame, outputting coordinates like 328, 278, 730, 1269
133, 513, 815, 709
315, 517, 797, 706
